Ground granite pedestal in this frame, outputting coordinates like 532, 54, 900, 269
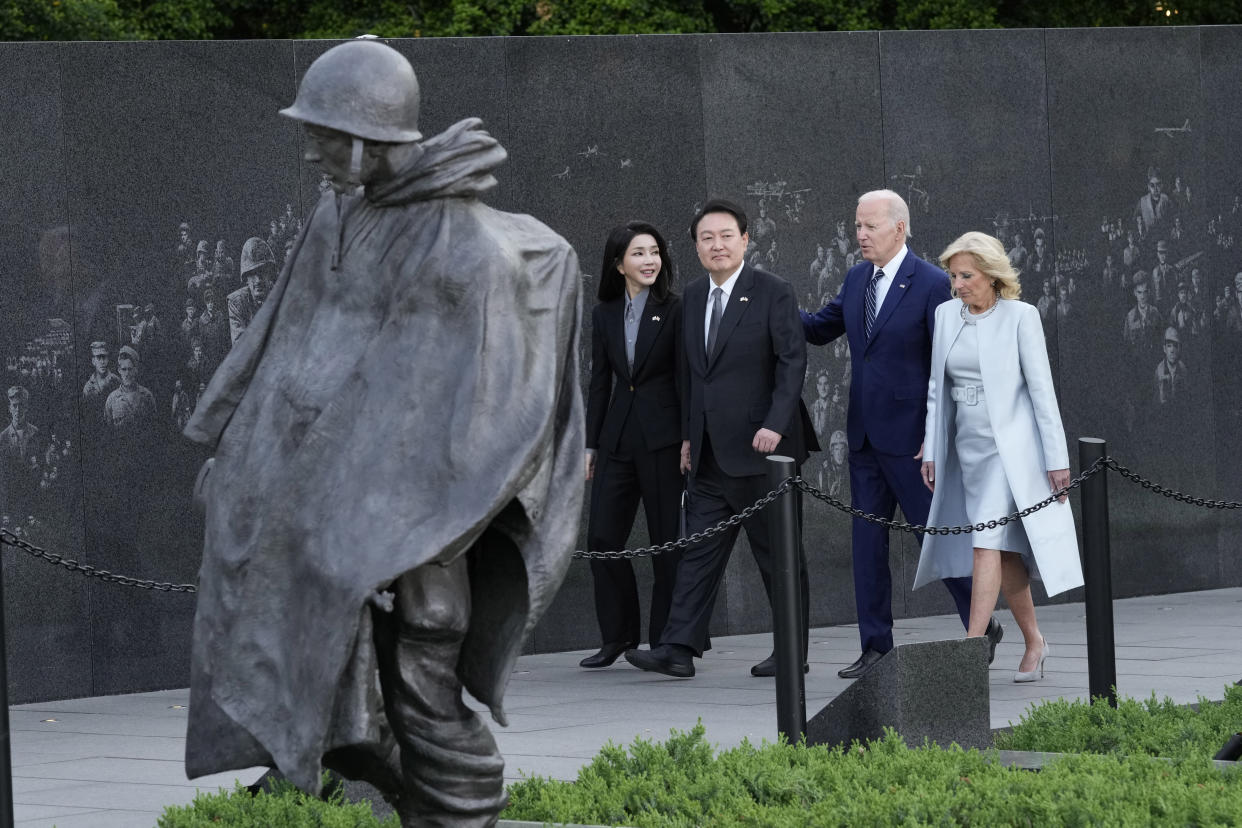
806, 637, 991, 750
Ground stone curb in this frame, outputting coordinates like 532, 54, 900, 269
993, 749, 1238, 772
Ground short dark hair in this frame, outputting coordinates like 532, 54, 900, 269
689, 199, 748, 240
598, 221, 675, 303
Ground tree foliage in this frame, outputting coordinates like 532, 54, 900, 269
1, 0, 1240, 40
1, 0, 128, 40
0, 0, 225, 40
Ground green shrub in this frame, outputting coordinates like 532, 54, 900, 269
158, 776, 400, 827
503, 724, 1242, 827
160, 686, 1242, 827
996, 683, 1242, 759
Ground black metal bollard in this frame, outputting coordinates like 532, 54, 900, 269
766, 455, 806, 742
0, 546, 14, 828
1079, 437, 1117, 708
1214, 733, 1242, 762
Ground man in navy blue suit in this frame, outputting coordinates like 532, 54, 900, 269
802, 189, 998, 679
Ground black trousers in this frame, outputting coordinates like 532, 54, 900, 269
586, 414, 682, 647
661, 434, 810, 658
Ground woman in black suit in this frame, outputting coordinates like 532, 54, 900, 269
581, 221, 684, 668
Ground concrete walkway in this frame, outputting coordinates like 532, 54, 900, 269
9, 587, 1242, 826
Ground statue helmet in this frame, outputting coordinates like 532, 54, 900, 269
279, 40, 422, 143
239, 237, 276, 279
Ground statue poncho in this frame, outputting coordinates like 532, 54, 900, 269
182, 118, 583, 793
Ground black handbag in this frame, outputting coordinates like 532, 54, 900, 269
678, 486, 688, 538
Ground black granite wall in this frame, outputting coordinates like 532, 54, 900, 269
1, 29, 1238, 703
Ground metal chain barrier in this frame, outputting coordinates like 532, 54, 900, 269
572, 479, 796, 560
1104, 458, 1242, 509
0, 528, 197, 593
576, 455, 1119, 558
0, 454, 1234, 575
797, 456, 1109, 536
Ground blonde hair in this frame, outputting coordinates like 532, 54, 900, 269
939, 231, 1021, 300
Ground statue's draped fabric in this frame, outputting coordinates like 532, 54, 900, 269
183, 119, 582, 793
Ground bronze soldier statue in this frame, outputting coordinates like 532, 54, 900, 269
183, 40, 583, 827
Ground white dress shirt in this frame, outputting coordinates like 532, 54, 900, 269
871, 244, 909, 311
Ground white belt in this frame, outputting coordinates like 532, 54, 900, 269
950, 385, 985, 405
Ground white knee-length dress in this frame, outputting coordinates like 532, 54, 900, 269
946, 323, 1033, 561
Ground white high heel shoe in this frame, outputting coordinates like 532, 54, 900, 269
1014, 638, 1049, 683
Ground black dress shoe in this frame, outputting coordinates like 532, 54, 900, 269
750, 653, 810, 677
624, 644, 695, 678
579, 641, 635, 669
985, 616, 1004, 665
837, 649, 884, 679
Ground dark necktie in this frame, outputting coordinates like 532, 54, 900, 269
864, 269, 884, 339
706, 286, 723, 358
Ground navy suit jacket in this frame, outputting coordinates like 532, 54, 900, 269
683, 265, 813, 477
801, 252, 951, 456
585, 293, 683, 454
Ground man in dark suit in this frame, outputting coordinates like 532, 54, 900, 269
626, 199, 813, 679
802, 189, 995, 679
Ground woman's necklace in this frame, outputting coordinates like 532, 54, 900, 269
961, 294, 1000, 324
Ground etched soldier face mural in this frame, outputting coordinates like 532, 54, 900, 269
8, 391, 27, 428
117, 355, 136, 389
246, 267, 270, 303
1163, 337, 1180, 365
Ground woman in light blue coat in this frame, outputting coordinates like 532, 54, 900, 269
915, 231, 1083, 682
